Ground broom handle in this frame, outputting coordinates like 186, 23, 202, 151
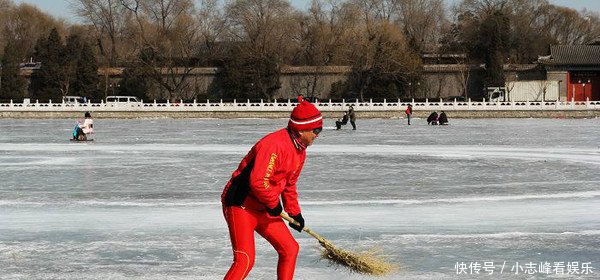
280, 212, 331, 246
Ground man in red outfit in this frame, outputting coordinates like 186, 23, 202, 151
221, 100, 323, 280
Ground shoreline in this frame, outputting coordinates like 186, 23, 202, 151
1, 110, 600, 119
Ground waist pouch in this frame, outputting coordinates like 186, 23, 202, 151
224, 159, 255, 206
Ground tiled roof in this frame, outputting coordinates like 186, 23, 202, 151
423, 64, 537, 72
424, 64, 477, 72
503, 64, 539, 71
19, 64, 539, 77
98, 67, 125, 76
98, 67, 220, 75
281, 66, 352, 74
539, 45, 600, 65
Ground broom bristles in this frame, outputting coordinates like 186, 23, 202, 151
280, 213, 396, 276
318, 239, 396, 275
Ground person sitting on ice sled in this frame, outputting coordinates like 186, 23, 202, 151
72, 112, 94, 141
221, 100, 323, 280
335, 111, 349, 130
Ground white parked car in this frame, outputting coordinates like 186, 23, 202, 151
105, 96, 142, 106
63, 96, 86, 104
106, 96, 141, 103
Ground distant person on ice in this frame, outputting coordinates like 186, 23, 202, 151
427, 111, 439, 125
438, 111, 448, 125
405, 104, 413, 125
72, 111, 94, 140
348, 105, 356, 130
335, 111, 349, 130
221, 100, 323, 280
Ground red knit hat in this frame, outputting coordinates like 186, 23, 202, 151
288, 101, 323, 131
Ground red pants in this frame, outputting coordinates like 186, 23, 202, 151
223, 206, 299, 280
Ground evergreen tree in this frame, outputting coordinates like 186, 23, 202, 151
118, 66, 148, 101
31, 28, 66, 102
219, 45, 281, 101
468, 10, 510, 88
0, 40, 27, 101
66, 34, 100, 101
76, 41, 100, 101
64, 34, 83, 98
480, 11, 510, 87
329, 80, 352, 100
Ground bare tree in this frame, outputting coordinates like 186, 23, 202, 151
0, 0, 17, 55
504, 70, 517, 100
455, 61, 471, 100
342, 0, 421, 100
453, 0, 600, 60
505, 0, 551, 63
1, 3, 61, 58
224, 0, 297, 57
540, 5, 600, 45
396, 0, 446, 53
196, 0, 227, 61
120, 0, 200, 100
364, 0, 437, 43
455, 0, 508, 15
293, 0, 364, 67
73, 0, 130, 66
288, 1, 351, 99
0, 0, 11, 9
0, 0, 13, 49
222, 0, 298, 100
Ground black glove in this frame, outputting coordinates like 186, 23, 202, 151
288, 213, 305, 232
266, 202, 282, 217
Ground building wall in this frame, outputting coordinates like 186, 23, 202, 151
420, 72, 462, 99
546, 71, 568, 101
505, 81, 559, 101
278, 73, 348, 100
108, 66, 485, 101
545, 68, 600, 102
15, 65, 545, 102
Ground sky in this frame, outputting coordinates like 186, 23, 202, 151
10, 0, 600, 23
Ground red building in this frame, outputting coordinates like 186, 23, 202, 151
540, 45, 600, 101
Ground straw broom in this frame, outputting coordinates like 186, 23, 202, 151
281, 213, 395, 276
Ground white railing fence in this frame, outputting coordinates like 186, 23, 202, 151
1, 98, 600, 111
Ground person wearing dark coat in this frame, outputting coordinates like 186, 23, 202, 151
438, 111, 448, 125
348, 105, 356, 130
427, 111, 439, 125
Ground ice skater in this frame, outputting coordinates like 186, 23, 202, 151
221, 100, 323, 280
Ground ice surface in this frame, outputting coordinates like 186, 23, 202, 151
1, 118, 599, 279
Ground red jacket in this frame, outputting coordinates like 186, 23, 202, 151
221, 128, 305, 216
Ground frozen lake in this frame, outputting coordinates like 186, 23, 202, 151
1, 117, 599, 279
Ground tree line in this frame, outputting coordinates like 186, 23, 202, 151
1, 0, 599, 102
